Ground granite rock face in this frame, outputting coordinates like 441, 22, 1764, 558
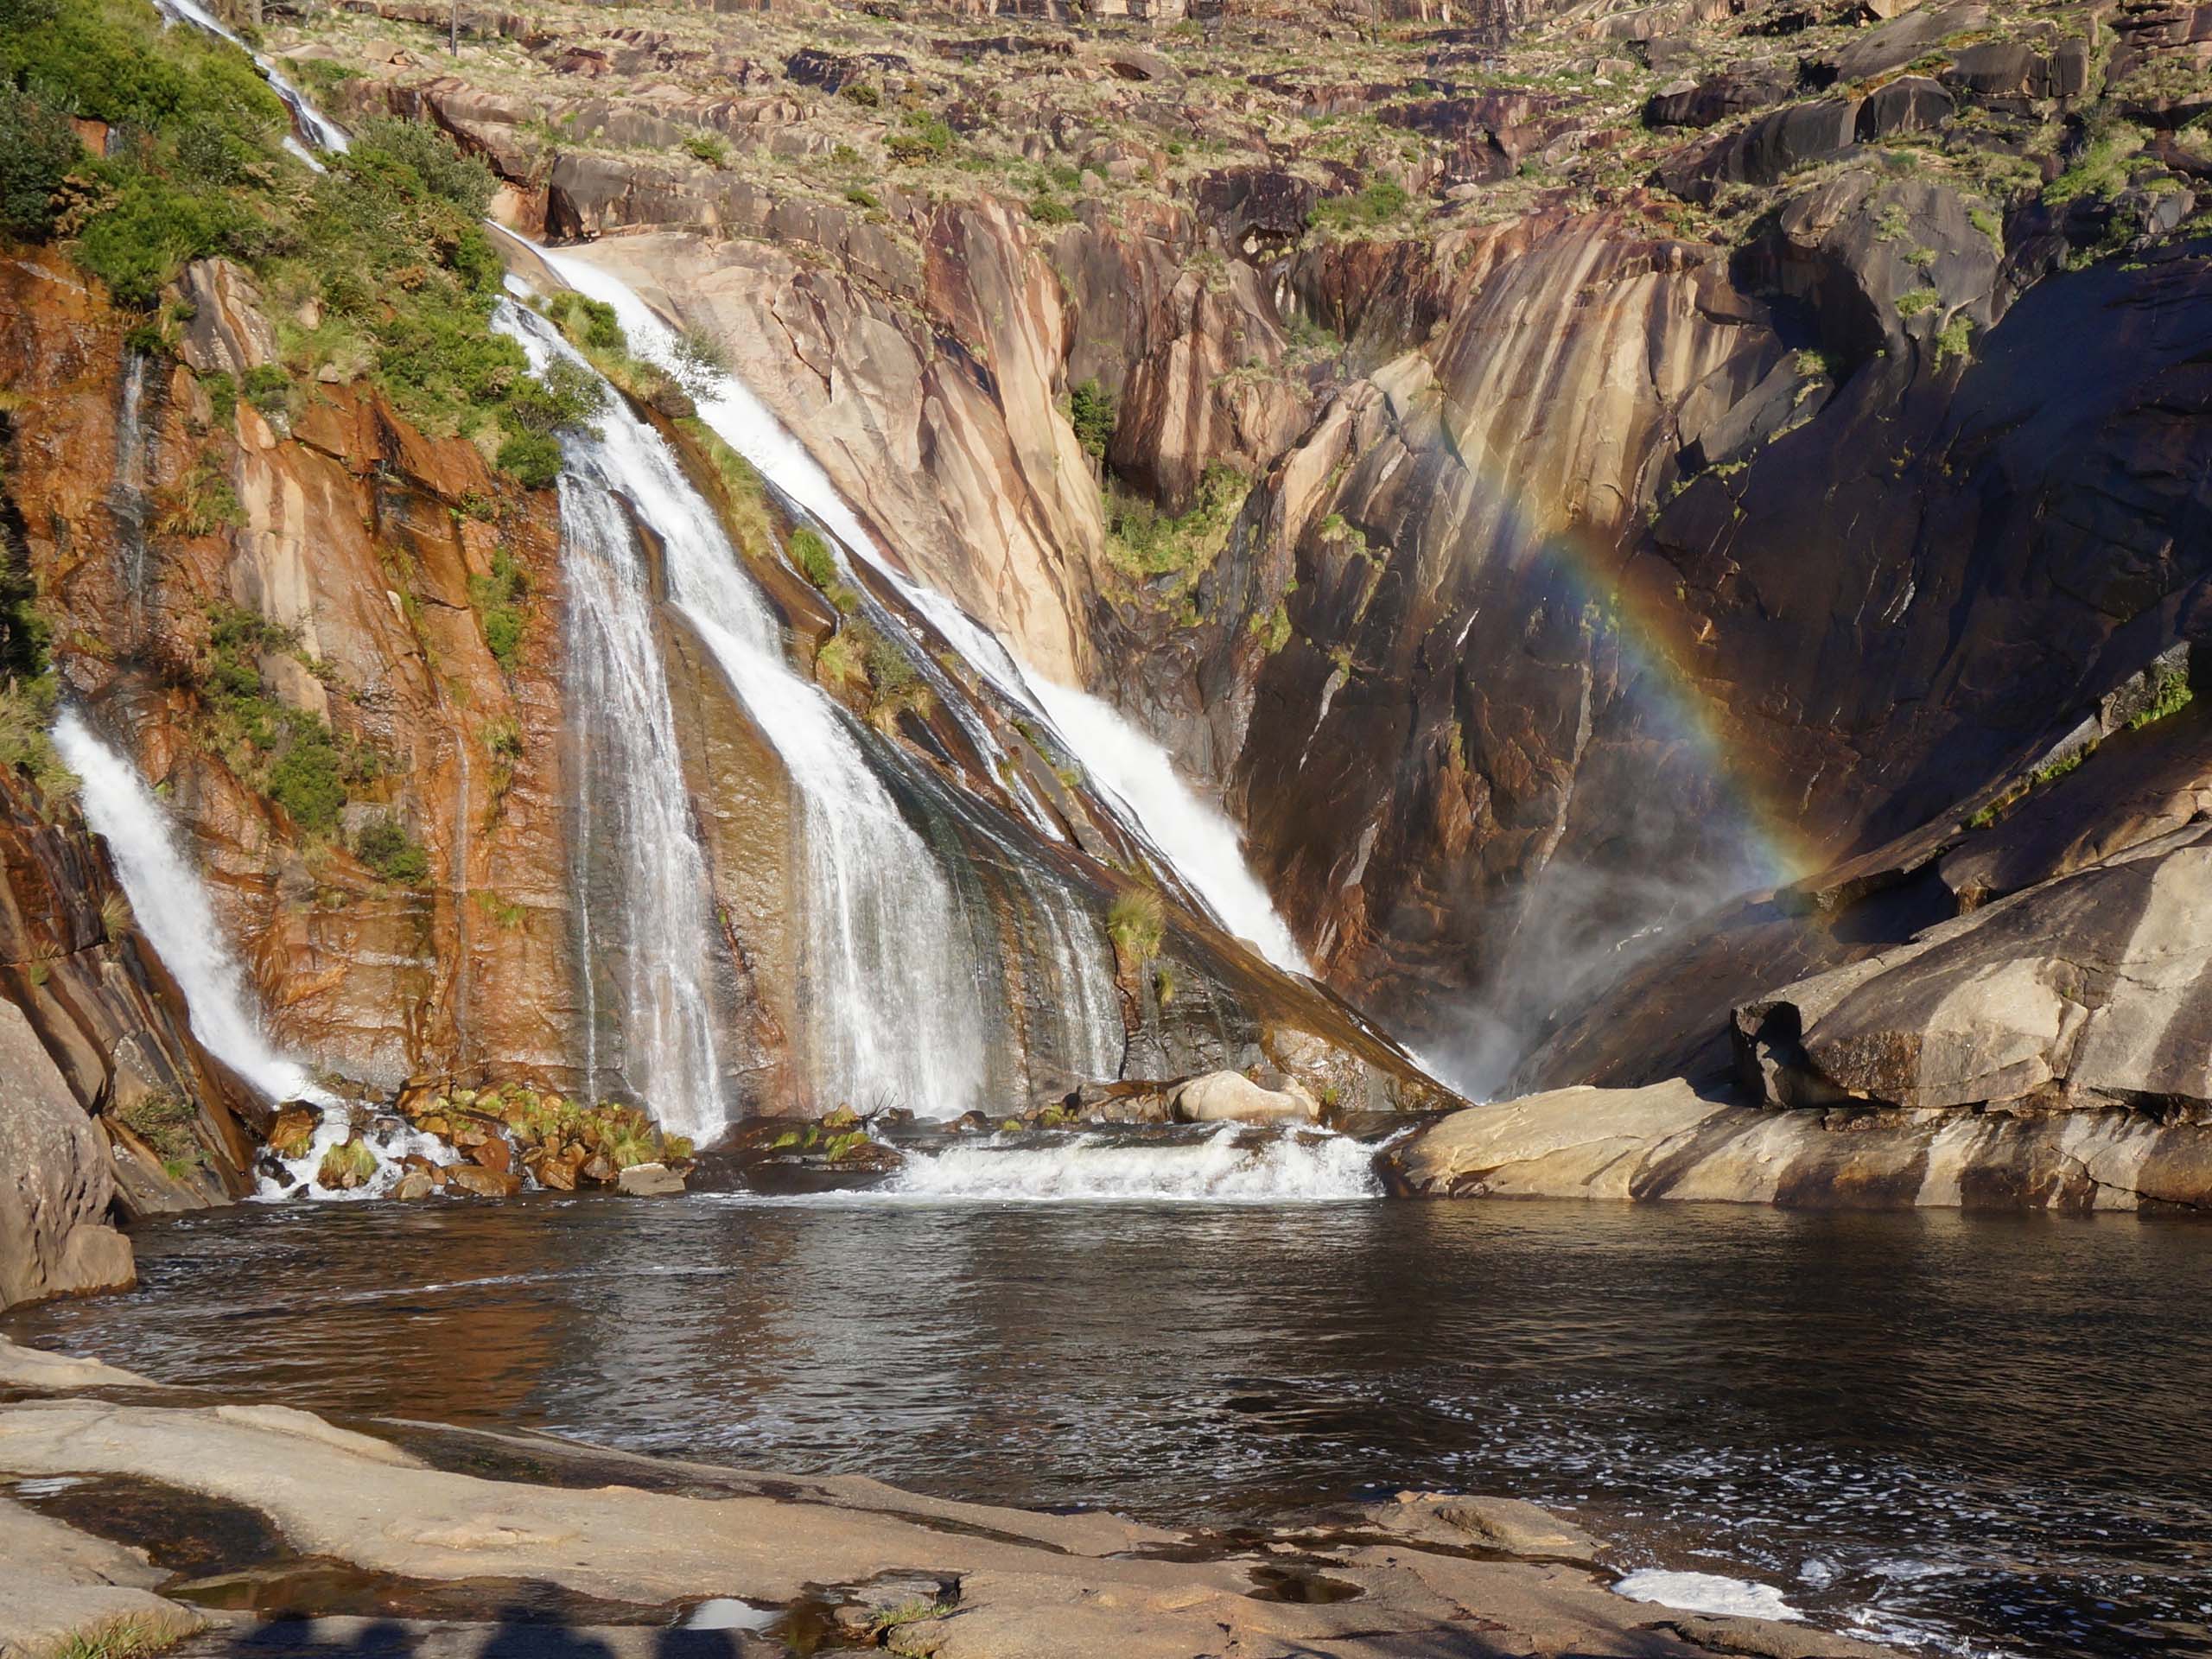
0, 999, 134, 1310
1388, 1079, 2212, 1211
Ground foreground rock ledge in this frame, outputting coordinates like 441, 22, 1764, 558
0, 1338, 1887, 1659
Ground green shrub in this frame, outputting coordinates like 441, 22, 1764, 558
1068, 378, 1114, 458
541, 291, 626, 355
1028, 194, 1077, 226
0, 673, 75, 804
200, 369, 237, 426
788, 525, 839, 588
266, 723, 346, 833
467, 547, 529, 672
496, 431, 563, 489
0, 86, 77, 239
1895, 287, 1942, 318
1105, 462, 1248, 579
682, 131, 728, 168
116, 1090, 200, 1164
887, 111, 952, 164
845, 185, 880, 210
1308, 178, 1411, 233
355, 812, 429, 884
241, 362, 289, 417
858, 622, 932, 728
2130, 671, 2194, 730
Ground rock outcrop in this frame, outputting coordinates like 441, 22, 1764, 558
1388, 1079, 2212, 1210
0, 1000, 135, 1310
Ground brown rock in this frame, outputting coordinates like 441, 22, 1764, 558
470, 1135, 513, 1174
444, 1165, 523, 1199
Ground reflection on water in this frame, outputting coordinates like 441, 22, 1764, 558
7, 1197, 2210, 1659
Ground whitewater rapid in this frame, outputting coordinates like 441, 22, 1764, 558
741, 1126, 1382, 1205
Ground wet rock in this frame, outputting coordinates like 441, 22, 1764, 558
951, 1110, 993, 1133
469, 1135, 514, 1175
0, 1495, 205, 1659
444, 1165, 523, 1199
391, 1169, 436, 1202
267, 1107, 318, 1160
616, 1161, 685, 1196
1169, 1070, 1321, 1124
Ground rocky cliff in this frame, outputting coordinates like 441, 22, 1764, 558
274, 0, 2212, 1102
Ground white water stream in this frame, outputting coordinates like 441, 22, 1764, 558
86, 21, 1316, 1166
518, 243, 1313, 976
547, 459, 728, 1141
501, 305, 988, 1120
51, 712, 443, 1198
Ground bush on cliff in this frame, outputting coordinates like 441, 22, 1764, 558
355, 813, 430, 886
0, 86, 74, 239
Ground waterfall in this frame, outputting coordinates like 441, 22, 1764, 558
154, 0, 351, 157
550, 452, 728, 1141
110, 351, 152, 639
1025, 681, 1309, 974
50, 711, 447, 1198
501, 306, 988, 1120
520, 244, 1310, 976
54, 710, 319, 1104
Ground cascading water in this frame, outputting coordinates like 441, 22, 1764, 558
544, 438, 729, 1143
110, 351, 153, 639
90, 20, 1300, 1138
524, 243, 1311, 976
502, 304, 989, 1119
50, 711, 443, 1198
836, 1124, 1381, 1204
154, 0, 351, 157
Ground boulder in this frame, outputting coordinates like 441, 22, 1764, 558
1168, 1071, 1321, 1124
391, 1169, 436, 1202
616, 1161, 685, 1196
1737, 821, 2212, 1114
444, 1165, 523, 1199
0, 1001, 134, 1312
1808, 2, 1988, 86
1643, 60, 1796, 128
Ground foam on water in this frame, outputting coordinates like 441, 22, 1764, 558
1613, 1569, 1805, 1623
850, 1126, 1381, 1204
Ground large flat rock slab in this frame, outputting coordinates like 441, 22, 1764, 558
0, 1375, 1891, 1659
1389, 1080, 2212, 1210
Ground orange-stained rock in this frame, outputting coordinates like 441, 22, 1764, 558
444, 1164, 522, 1198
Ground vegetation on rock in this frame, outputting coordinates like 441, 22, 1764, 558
1108, 886, 1165, 969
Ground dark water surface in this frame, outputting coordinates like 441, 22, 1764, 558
8, 1193, 2210, 1658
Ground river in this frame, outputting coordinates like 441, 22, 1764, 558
7, 1190, 2208, 1658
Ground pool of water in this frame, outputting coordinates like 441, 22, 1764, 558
7, 1191, 2209, 1658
